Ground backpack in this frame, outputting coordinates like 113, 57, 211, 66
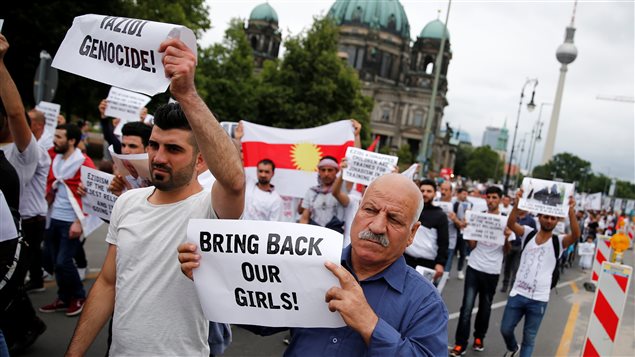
520, 230, 560, 289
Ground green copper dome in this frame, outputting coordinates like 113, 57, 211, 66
249, 3, 278, 23
419, 19, 450, 40
328, 0, 411, 39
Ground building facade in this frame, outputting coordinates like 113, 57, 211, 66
246, 0, 455, 172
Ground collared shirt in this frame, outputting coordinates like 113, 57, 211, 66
246, 246, 449, 356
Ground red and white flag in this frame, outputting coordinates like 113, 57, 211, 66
241, 120, 354, 198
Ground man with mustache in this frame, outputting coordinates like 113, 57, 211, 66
65, 37, 245, 356
179, 173, 449, 356
500, 189, 579, 357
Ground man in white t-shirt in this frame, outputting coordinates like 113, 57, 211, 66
500, 189, 579, 357
450, 186, 512, 356
66, 38, 245, 357
243, 158, 283, 221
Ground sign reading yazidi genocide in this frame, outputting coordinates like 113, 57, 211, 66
463, 211, 508, 245
80, 167, 117, 220
105, 86, 151, 122
187, 219, 346, 328
518, 177, 574, 218
52, 14, 197, 96
343, 147, 398, 186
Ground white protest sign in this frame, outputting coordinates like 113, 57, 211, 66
614, 198, 623, 212
80, 167, 117, 220
187, 219, 346, 328
36, 101, 61, 141
463, 211, 508, 245
625, 200, 635, 214
400, 163, 419, 180
105, 86, 151, 122
415, 266, 449, 293
578, 242, 595, 256
0, 19, 4, 32
467, 196, 487, 213
433, 200, 453, 214
343, 147, 398, 186
584, 192, 602, 211
108, 146, 151, 187
52, 14, 197, 96
518, 177, 574, 217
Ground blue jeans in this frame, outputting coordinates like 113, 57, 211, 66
445, 247, 456, 273
0, 329, 9, 357
455, 266, 499, 346
47, 219, 86, 303
500, 294, 548, 357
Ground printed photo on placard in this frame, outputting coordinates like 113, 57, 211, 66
518, 177, 574, 217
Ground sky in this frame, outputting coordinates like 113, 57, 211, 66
200, 0, 635, 182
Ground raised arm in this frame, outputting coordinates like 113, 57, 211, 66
562, 196, 580, 249
159, 38, 245, 219
0, 34, 31, 151
507, 189, 525, 237
332, 159, 350, 207
98, 99, 122, 154
66, 244, 117, 356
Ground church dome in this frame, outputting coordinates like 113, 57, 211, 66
328, 0, 411, 39
249, 3, 278, 23
419, 19, 450, 40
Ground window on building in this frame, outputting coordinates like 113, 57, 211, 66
250, 36, 258, 51
381, 108, 391, 122
355, 47, 365, 69
380, 52, 392, 78
425, 62, 433, 74
352, 6, 362, 22
413, 111, 424, 127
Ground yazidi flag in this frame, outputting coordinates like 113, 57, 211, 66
52, 14, 197, 96
241, 120, 354, 198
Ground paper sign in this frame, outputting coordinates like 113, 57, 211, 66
625, 200, 635, 214
518, 177, 574, 217
584, 192, 602, 211
80, 167, 117, 220
105, 86, 151, 122
578, 242, 595, 256
108, 145, 151, 187
414, 266, 449, 293
36, 101, 61, 138
614, 198, 623, 212
52, 14, 197, 96
433, 201, 453, 214
400, 163, 419, 180
467, 196, 487, 213
343, 147, 398, 186
463, 211, 508, 245
187, 219, 346, 328
0, 19, 4, 32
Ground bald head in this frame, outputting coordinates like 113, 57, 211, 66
28, 109, 46, 139
365, 173, 423, 226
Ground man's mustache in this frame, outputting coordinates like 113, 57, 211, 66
358, 230, 389, 247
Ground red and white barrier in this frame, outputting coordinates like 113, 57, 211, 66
591, 235, 613, 284
582, 262, 632, 357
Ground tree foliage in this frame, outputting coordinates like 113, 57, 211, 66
253, 17, 373, 140
453, 145, 473, 177
464, 146, 503, 182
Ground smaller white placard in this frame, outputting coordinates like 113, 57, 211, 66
36, 101, 61, 139
463, 211, 508, 245
108, 145, 151, 187
80, 167, 117, 220
518, 177, 574, 217
577, 242, 595, 256
343, 147, 398, 186
433, 201, 453, 214
584, 192, 602, 211
105, 86, 151, 123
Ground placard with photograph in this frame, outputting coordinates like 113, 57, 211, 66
518, 178, 574, 217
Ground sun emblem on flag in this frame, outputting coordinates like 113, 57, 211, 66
291, 142, 323, 172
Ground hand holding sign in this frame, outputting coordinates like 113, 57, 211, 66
324, 261, 378, 344
159, 38, 197, 101
177, 242, 200, 280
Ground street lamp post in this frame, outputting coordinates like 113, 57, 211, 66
527, 102, 552, 173
504, 78, 538, 193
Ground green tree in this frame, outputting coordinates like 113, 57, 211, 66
465, 146, 503, 182
531, 152, 591, 184
254, 17, 373, 141
396, 144, 414, 171
453, 145, 473, 177
196, 19, 257, 122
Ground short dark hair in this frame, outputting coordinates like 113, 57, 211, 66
57, 123, 82, 147
457, 187, 467, 194
258, 158, 275, 172
122, 121, 152, 147
420, 178, 437, 191
153, 103, 191, 131
485, 186, 503, 198
152, 103, 197, 150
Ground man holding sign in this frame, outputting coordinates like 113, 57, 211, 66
66, 37, 245, 357
179, 174, 448, 356
450, 186, 512, 356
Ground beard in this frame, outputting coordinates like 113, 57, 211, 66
150, 157, 196, 191
53, 142, 68, 154
257, 177, 270, 185
358, 229, 390, 247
